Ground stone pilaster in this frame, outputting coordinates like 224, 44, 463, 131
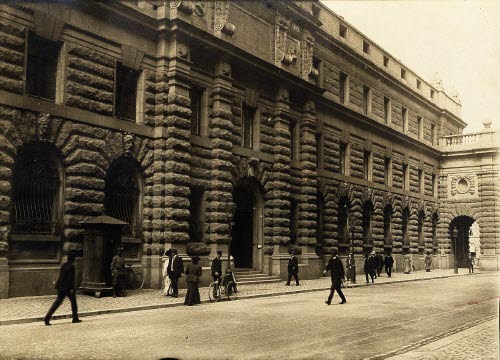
206, 59, 234, 247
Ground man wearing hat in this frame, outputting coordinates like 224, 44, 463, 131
286, 251, 300, 286
167, 249, 184, 297
211, 251, 223, 296
323, 250, 346, 305
111, 246, 126, 297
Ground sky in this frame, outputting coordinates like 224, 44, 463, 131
321, 0, 500, 133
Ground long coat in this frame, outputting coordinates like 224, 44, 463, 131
403, 255, 412, 273
325, 256, 345, 280
211, 257, 222, 278
184, 263, 202, 306
288, 256, 299, 275
55, 261, 76, 292
168, 256, 184, 279
425, 254, 433, 270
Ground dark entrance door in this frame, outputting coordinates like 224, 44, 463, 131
450, 216, 474, 268
231, 184, 254, 268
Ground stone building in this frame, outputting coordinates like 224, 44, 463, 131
0, 1, 498, 298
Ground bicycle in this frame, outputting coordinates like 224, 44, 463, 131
125, 265, 144, 290
208, 272, 237, 302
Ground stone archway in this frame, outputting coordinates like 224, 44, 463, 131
449, 216, 475, 268
231, 177, 264, 270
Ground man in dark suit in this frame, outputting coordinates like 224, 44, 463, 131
286, 252, 299, 286
376, 251, 384, 277
44, 253, 81, 325
167, 249, 184, 297
323, 250, 346, 305
211, 251, 223, 297
384, 253, 394, 277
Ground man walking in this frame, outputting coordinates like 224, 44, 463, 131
167, 249, 184, 297
323, 250, 346, 305
376, 251, 384, 277
384, 252, 394, 277
44, 252, 81, 325
286, 252, 299, 286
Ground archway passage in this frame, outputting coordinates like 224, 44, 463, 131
231, 179, 257, 268
449, 216, 475, 268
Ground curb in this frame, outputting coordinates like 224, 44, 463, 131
0, 271, 481, 326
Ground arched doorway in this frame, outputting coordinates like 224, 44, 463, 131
449, 216, 475, 268
231, 178, 263, 269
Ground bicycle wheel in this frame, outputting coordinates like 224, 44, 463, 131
131, 272, 144, 290
208, 283, 220, 302
226, 281, 237, 301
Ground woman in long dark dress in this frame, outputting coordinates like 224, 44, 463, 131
184, 256, 202, 306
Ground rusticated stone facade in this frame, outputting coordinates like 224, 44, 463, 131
0, 1, 497, 298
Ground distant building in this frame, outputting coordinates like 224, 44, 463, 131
0, 1, 497, 298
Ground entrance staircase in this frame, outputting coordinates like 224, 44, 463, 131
233, 268, 282, 286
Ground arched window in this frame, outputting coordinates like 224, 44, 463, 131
11, 143, 62, 235
402, 207, 410, 251
362, 201, 373, 244
383, 204, 392, 245
104, 158, 142, 238
432, 212, 438, 254
338, 197, 349, 244
418, 210, 425, 254
289, 199, 299, 244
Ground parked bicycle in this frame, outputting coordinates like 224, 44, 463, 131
125, 265, 144, 290
208, 271, 237, 302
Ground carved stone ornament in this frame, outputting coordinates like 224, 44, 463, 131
401, 195, 412, 211
214, 1, 236, 35
417, 199, 427, 215
274, 15, 289, 64
170, 1, 194, 14
301, 32, 314, 76
336, 182, 351, 201
123, 132, 134, 157
177, 43, 189, 59
216, 61, 231, 77
430, 202, 439, 215
283, 42, 298, 66
194, 2, 207, 16
450, 175, 475, 195
232, 157, 270, 191
37, 113, 51, 141
360, 187, 375, 206
382, 192, 394, 208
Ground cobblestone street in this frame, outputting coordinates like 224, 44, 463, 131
0, 272, 497, 360
0, 269, 479, 325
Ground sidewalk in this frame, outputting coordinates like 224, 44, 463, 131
0, 269, 480, 326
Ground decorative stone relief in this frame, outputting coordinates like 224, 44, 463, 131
176, 43, 190, 59
450, 175, 475, 195
401, 195, 412, 211
193, 2, 207, 16
417, 199, 426, 215
274, 15, 289, 65
382, 192, 394, 208
360, 187, 375, 205
123, 132, 134, 157
214, 1, 236, 36
336, 182, 351, 201
301, 32, 314, 77
37, 113, 51, 142
170, 1, 194, 14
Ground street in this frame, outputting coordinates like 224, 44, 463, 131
0, 273, 497, 360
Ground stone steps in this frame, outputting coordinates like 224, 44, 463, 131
232, 268, 282, 286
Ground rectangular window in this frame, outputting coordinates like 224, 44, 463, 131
190, 87, 204, 135
416, 79, 422, 90
384, 97, 391, 124
363, 86, 371, 115
418, 169, 424, 194
363, 40, 370, 54
26, 32, 61, 101
339, 72, 349, 104
363, 150, 372, 181
384, 157, 392, 186
401, 68, 407, 80
316, 133, 323, 168
417, 116, 423, 139
402, 107, 408, 132
430, 89, 435, 99
115, 62, 141, 121
432, 174, 437, 197
383, 55, 389, 67
289, 120, 299, 161
431, 124, 436, 145
339, 142, 347, 174
403, 163, 408, 190
339, 23, 347, 38
241, 102, 255, 149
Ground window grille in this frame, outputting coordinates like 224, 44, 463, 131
11, 146, 61, 235
104, 160, 141, 238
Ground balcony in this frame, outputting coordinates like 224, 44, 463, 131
439, 129, 498, 153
